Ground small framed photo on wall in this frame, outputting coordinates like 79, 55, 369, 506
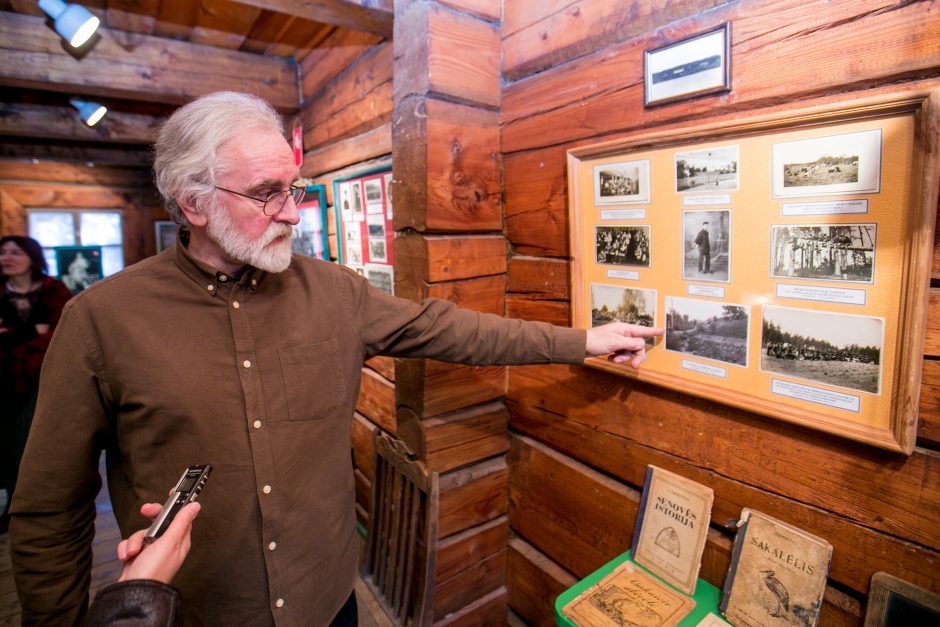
644, 23, 731, 108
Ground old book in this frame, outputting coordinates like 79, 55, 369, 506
720, 509, 833, 627
562, 561, 696, 627
632, 465, 715, 595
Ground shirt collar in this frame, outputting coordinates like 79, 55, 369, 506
173, 234, 263, 297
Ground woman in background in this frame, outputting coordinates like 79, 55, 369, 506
0, 235, 72, 531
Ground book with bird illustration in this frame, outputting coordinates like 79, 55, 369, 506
720, 509, 832, 627
562, 561, 697, 627
632, 465, 715, 595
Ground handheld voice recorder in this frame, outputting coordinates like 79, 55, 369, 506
144, 464, 211, 544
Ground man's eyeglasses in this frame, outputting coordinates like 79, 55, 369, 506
215, 185, 306, 216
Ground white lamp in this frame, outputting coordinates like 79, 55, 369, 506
70, 99, 107, 126
37, 0, 100, 48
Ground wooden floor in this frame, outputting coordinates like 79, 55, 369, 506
0, 462, 394, 626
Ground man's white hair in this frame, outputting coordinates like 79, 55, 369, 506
154, 92, 284, 225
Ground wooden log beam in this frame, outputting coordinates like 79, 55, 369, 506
0, 189, 26, 236
393, 96, 501, 233
505, 297, 570, 327
351, 411, 377, 480
394, 1, 499, 108
507, 255, 570, 300
432, 549, 505, 621
300, 123, 391, 178
398, 401, 509, 473
395, 232, 508, 287
432, 586, 507, 626
435, 516, 508, 584
0, 142, 154, 168
0, 102, 161, 145
438, 456, 507, 538
507, 535, 577, 627
357, 367, 396, 434
0, 182, 157, 209
504, 146, 569, 257
0, 12, 298, 111
0, 159, 152, 187
300, 28, 382, 99
396, 360, 506, 418
229, 0, 393, 37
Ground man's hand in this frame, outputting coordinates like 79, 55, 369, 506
585, 322, 664, 368
117, 501, 201, 584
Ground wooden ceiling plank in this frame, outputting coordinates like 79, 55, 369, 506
106, 0, 160, 35
8, 0, 44, 16
264, 17, 332, 57
0, 159, 153, 186
0, 102, 161, 144
299, 27, 382, 99
190, 0, 262, 49
0, 12, 298, 111
153, 0, 200, 39
228, 0, 392, 37
240, 9, 294, 54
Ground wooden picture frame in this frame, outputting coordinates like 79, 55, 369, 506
567, 92, 940, 453
292, 184, 330, 261
644, 23, 731, 108
863, 572, 940, 626
154, 220, 177, 253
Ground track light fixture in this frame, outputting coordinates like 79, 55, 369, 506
37, 0, 100, 48
70, 99, 107, 127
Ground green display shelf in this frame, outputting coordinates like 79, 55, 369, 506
555, 550, 723, 626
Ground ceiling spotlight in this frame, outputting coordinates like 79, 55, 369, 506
70, 99, 107, 127
37, 0, 100, 48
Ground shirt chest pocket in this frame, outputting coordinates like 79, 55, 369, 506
279, 340, 347, 421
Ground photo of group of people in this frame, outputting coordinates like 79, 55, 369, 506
586, 128, 889, 400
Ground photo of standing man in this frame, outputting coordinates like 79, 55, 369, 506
695, 220, 711, 274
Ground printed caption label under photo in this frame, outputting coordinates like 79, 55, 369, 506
771, 378, 861, 412
681, 359, 727, 379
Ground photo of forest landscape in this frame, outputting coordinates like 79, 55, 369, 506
591, 284, 657, 347
665, 297, 749, 366
761, 306, 882, 394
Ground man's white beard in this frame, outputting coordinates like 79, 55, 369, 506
205, 199, 293, 273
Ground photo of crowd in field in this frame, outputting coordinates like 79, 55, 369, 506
675, 145, 739, 192
591, 284, 658, 347
761, 305, 883, 394
665, 297, 749, 366
595, 225, 651, 267
770, 223, 876, 283
593, 159, 651, 205
772, 128, 882, 197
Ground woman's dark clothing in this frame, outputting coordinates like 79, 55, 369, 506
84, 581, 182, 627
0, 275, 71, 497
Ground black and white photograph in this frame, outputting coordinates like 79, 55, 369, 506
56, 245, 103, 295
366, 213, 386, 240
665, 296, 749, 367
644, 23, 730, 107
366, 263, 393, 295
593, 159, 651, 205
384, 172, 393, 219
154, 220, 176, 253
343, 221, 362, 266
350, 180, 364, 219
682, 210, 730, 282
761, 305, 883, 394
368, 238, 387, 263
339, 182, 352, 219
364, 178, 383, 214
675, 145, 739, 192
591, 283, 658, 347
772, 128, 882, 197
292, 205, 326, 260
770, 223, 876, 283
595, 225, 651, 267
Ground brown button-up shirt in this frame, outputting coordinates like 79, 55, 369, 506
10, 242, 586, 626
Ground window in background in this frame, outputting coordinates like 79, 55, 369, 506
28, 210, 124, 277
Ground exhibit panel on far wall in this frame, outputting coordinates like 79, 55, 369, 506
567, 93, 940, 454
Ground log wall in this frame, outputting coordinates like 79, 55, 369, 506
0, 157, 160, 264
500, 1, 940, 625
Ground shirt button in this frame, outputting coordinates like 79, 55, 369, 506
207, 284, 214, 291
243, 360, 251, 368
263, 485, 272, 494
251, 279, 257, 286
253, 420, 262, 429
219, 274, 228, 282
268, 541, 277, 551
275, 598, 284, 608
233, 301, 240, 309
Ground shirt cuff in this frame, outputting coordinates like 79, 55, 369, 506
552, 327, 587, 364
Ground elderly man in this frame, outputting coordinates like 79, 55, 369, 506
10, 92, 661, 627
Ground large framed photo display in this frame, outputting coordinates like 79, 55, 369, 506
332, 166, 395, 295
567, 92, 940, 453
